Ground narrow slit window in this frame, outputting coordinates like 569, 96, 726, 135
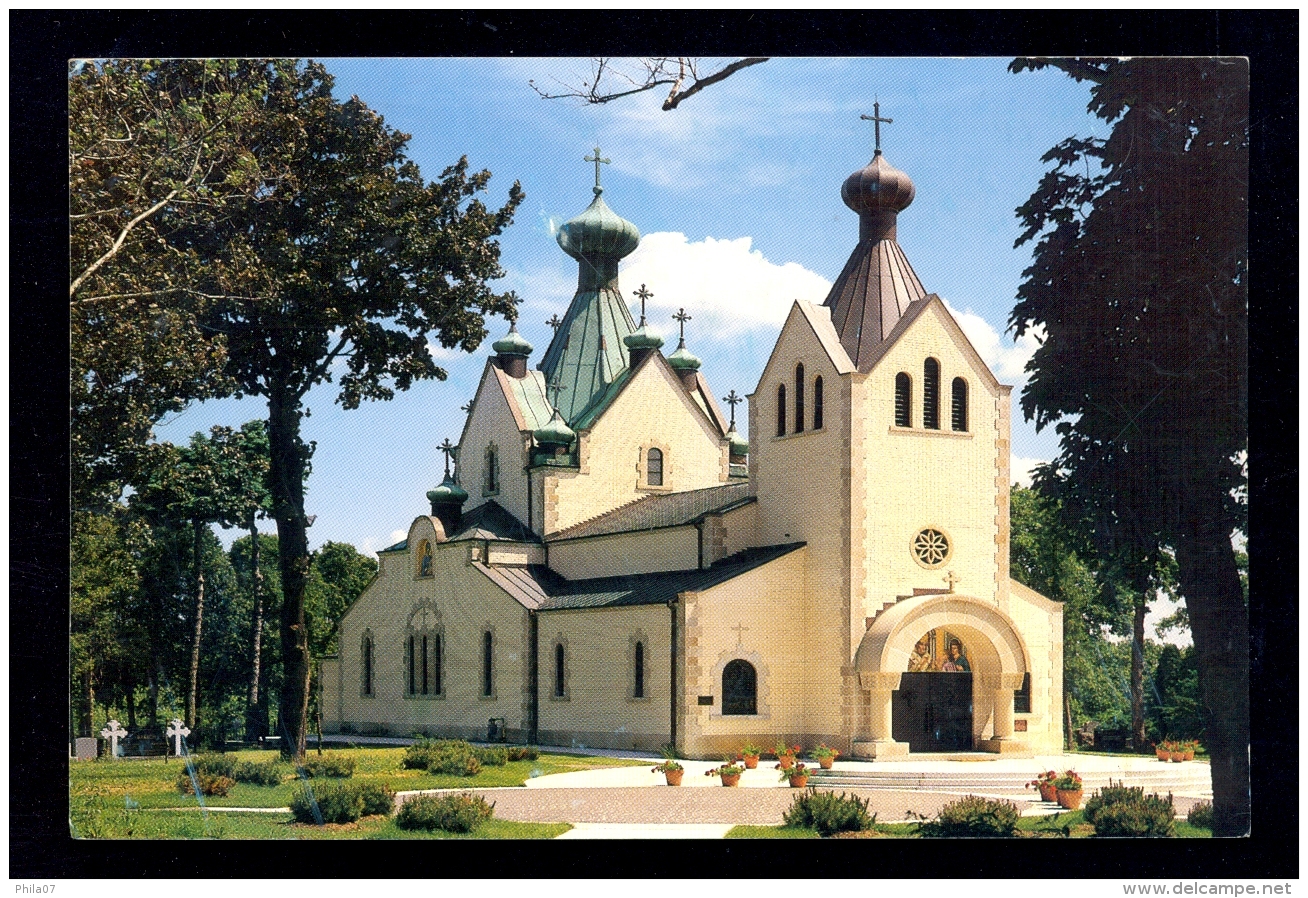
895, 373, 912, 427
647, 448, 663, 487
433, 634, 442, 695
554, 643, 566, 698
794, 363, 805, 433
634, 641, 645, 698
951, 377, 968, 432
923, 358, 940, 430
407, 635, 416, 695
776, 384, 786, 436
421, 634, 429, 695
482, 631, 494, 697
813, 376, 824, 430
362, 634, 374, 697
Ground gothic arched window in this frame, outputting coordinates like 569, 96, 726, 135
482, 630, 494, 697
813, 376, 824, 430
894, 373, 912, 427
633, 641, 645, 699
794, 363, 805, 433
951, 377, 968, 432
776, 384, 787, 437
923, 358, 941, 430
722, 659, 757, 715
432, 634, 442, 695
361, 632, 374, 697
647, 448, 663, 487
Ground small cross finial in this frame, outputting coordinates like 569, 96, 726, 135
584, 147, 611, 193
731, 622, 750, 647
546, 376, 568, 407
723, 390, 743, 428
633, 284, 653, 326
672, 308, 692, 343
546, 314, 563, 333
860, 100, 893, 154
437, 438, 456, 477
943, 570, 961, 593
460, 401, 472, 413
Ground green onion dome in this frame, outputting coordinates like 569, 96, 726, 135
556, 187, 641, 260
727, 426, 749, 458
426, 473, 469, 507
492, 321, 534, 356
533, 408, 576, 450
666, 337, 702, 372
623, 323, 665, 351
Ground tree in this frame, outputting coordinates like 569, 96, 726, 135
306, 542, 377, 658
1009, 57, 1248, 834
530, 57, 769, 110
165, 60, 522, 759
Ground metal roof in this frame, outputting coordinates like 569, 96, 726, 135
549, 481, 754, 541
823, 236, 927, 371
448, 500, 539, 544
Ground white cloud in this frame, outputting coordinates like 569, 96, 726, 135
360, 529, 409, 558
620, 232, 831, 338
941, 298, 1043, 384
1009, 456, 1047, 489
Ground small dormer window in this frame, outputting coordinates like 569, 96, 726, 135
647, 448, 663, 486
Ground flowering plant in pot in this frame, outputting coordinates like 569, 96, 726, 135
705, 760, 745, 787
774, 742, 802, 769
1053, 770, 1084, 810
651, 759, 684, 786
1178, 740, 1198, 761
737, 743, 762, 769
810, 744, 840, 769
777, 761, 812, 787
1026, 770, 1059, 803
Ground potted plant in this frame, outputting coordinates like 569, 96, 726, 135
1154, 741, 1171, 762
1178, 740, 1197, 762
705, 760, 745, 787
1054, 770, 1084, 810
738, 743, 762, 769
651, 759, 684, 786
778, 761, 811, 787
810, 744, 840, 770
1027, 770, 1059, 803
774, 742, 801, 770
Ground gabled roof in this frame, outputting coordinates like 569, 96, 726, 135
856, 294, 1003, 390
751, 300, 856, 399
472, 542, 805, 612
378, 539, 409, 554
569, 348, 727, 439
448, 500, 539, 544
550, 481, 754, 541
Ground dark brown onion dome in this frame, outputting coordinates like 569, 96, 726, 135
841, 152, 916, 243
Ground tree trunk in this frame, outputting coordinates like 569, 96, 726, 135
80, 663, 95, 738
126, 678, 137, 732
245, 513, 267, 741
269, 390, 312, 761
187, 517, 206, 732
1131, 596, 1147, 750
1174, 490, 1249, 836
147, 662, 159, 729
1063, 691, 1074, 751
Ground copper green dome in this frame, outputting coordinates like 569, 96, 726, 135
666, 337, 702, 371
492, 321, 533, 356
533, 408, 576, 450
426, 473, 469, 506
556, 188, 641, 260
624, 324, 665, 351
726, 426, 748, 458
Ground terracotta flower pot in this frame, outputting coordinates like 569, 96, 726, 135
1038, 782, 1058, 803
720, 773, 741, 787
778, 754, 796, 770
742, 755, 759, 769
1056, 788, 1083, 811
664, 769, 684, 786
819, 757, 834, 770
788, 774, 809, 788
1181, 750, 1195, 762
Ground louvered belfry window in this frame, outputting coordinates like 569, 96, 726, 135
923, 358, 941, 430
895, 373, 912, 427
951, 377, 968, 432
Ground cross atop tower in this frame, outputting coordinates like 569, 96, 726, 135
584, 147, 611, 193
673, 308, 692, 343
633, 284, 653, 326
860, 100, 893, 155
546, 314, 563, 333
437, 438, 456, 477
723, 390, 743, 428
546, 376, 568, 408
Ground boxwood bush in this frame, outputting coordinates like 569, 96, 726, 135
289, 781, 395, 824
233, 759, 285, 786
1186, 801, 1213, 830
396, 793, 495, 833
1084, 783, 1175, 837
782, 789, 876, 836
473, 746, 509, 767
506, 746, 539, 762
920, 795, 1019, 837
188, 753, 236, 780
176, 771, 235, 797
301, 752, 356, 778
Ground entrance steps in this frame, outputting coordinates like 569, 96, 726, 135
807, 765, 1213, 796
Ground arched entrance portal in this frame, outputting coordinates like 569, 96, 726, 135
854, 595, 1029, 758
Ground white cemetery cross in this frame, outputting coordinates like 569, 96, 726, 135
100, 719, 127, 758
166, 718, 191, 756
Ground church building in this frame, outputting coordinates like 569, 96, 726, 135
321, 132, 1063, 759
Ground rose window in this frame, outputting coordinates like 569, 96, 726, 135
912, 528, 951, 568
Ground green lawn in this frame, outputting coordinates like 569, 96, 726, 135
725, 825, 820, 839
724, 812, 1213, 840
70, 746, 639, 839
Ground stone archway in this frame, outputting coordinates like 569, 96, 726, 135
853, 594, 1029, 758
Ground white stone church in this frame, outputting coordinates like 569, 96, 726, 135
321, 137, 1063, 759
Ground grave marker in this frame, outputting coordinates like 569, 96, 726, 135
100, 719, 127, 758
166, 718, 191, 756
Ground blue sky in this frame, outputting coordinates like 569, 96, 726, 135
155, 57, 1107, 558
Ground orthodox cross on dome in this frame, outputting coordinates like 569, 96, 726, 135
943, 570, 961, 593
546, 314, 563, 333
584, 147, 611, 192
723, 390, 743, 428
437, 438, 456, 477
731, 621, 750, 647
633, 283, 653, 326
546, 376, 568, 408
672, 308, 692, 343
860, 100, 893, 154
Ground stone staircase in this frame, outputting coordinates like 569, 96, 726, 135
807, 765, 1213, 797
865, 587, 951, 630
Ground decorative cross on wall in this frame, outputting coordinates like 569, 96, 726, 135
723, 390, 743, 429
860, 100, 893, 154
943, 570, 961, 593
437, 438, 456, 477
584, 147, 611, 191
731, 622, 750, 647
546, 314, 563, 333
166, 718, 191, 757
633, 284, 653, 326
673, 308, 692, 343
100, 719, 127, 758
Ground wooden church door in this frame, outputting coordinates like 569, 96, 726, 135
892, 672, 973, 752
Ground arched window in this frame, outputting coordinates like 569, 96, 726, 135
417, 540, 432, 577
647, 448, 663, 487
894, 373, 912, 427
776, 384, 787, 437
553, 643, 567, 698
951, 377, 968, 432
633, 641, 645, 699
484, 445, 499, 494
813, 376, 824, 430
407, 635, 417, 695
361, 632, 374, 697
794, 363, 805, 433
721, 659, 757, 715
482, 630, 494, 697
432, 634, 442, 695
923, 358, 940, 430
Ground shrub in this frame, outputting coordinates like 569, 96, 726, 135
301, 752, 356, 778
188, 753, 236, 780
403, 739, 478, 769
176, 772, 235, 797
396, 792, 495, 833
233, 759, 284, 786
921, 795, 1019, 838
356, 782, 397, 817
1187, 801, 1214, 830
782, 789, 875, 836
506, 746, 539, 762
473, 746, 509, 767
290, 781, 364, 824
428, 747, 482, 777
1083, 781, 1176, 836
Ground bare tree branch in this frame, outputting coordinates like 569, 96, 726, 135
530, 57, 770, 111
